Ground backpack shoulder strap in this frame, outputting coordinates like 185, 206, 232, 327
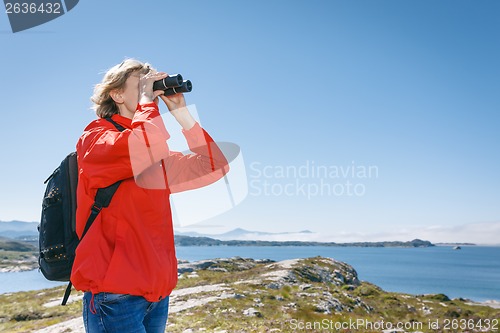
63, 118, 126, 306
104, 117, 126, 132
80, 117, 126, 238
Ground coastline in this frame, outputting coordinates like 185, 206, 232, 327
2, 257, 499, 333
0, 264, 38, 273
468, 300, 500, 309
2, 245, 500, 304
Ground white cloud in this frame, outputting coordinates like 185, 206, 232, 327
314, 221, 500, 245
184, 221, 500, 245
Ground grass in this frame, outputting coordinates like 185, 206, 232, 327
167, 257, 500, 332
0, 286, 82, 332
1, 257, 499, 332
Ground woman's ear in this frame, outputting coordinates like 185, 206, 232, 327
110, 89, 124, 104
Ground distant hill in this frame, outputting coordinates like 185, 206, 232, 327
176, 228, 315, 241
0, 236, 37, 252
0, 221, 38, 239
174, 235, 434, 247
1, 222, 435, 248
220, 228, 313, 237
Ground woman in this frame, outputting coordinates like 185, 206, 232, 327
71, 59, 229, 332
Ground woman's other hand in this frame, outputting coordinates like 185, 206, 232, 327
139, 70, 168, 104
159, 90, 187, 111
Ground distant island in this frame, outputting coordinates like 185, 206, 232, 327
174, 235, 434, 248
435, 242, 476, 246
0, 221, 436, 272
0, 234, 434, 272
0, 221, 436, 250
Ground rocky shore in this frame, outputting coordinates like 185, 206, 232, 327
0, 251, 37, 273
1, 256, 499, 332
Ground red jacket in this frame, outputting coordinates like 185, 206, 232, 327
71, 102, 228, 302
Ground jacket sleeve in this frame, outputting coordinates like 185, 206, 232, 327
163, 122, 230, 193
78, 102, 229, 193
77, 103, 170, 189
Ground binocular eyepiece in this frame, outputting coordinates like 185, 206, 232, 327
153, 74, 192, 96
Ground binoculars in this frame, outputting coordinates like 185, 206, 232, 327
153, 74, 192, 96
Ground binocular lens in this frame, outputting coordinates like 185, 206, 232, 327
153, 74, 183, 91
153, 74, 193, 96
163, 80, 192, 97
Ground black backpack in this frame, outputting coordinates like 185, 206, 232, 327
38, 118, 125, 305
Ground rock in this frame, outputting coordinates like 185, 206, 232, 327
219, 308, 237, 314
421, 306, 432, 315
177, 257, 264, 274
177, 267, 194, 274
243, 307, 262, 317
292, 258, 360, 287
188, 259, 218, 270
43, 294, 82, 308
266, 282, 282, 290
299, 283, 312, 290
32, 317, 84, 333
253, 298, 264, 307
208, 267, 228, 272
233, 293, 246, 299
334, 270, 345, 283
382, 329, 405, 333
297, 292, 319, 297
255, 259, 274, 264
314, 297, 345, 314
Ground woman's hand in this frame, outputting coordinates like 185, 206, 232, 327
139, 70, 168, 104
159, 91, 187, 111
160, 91, 194, 130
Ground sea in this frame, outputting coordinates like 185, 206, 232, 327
1, 245, 499, 303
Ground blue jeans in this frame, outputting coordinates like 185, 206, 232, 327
83, 292, 169, 333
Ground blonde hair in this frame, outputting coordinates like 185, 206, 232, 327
91, 59, 151, 118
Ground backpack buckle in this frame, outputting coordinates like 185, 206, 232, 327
91, 204, 102, 214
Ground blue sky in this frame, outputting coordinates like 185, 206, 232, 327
1, 1, 499, 243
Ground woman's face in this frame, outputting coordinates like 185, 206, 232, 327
119, 73, 141, 117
